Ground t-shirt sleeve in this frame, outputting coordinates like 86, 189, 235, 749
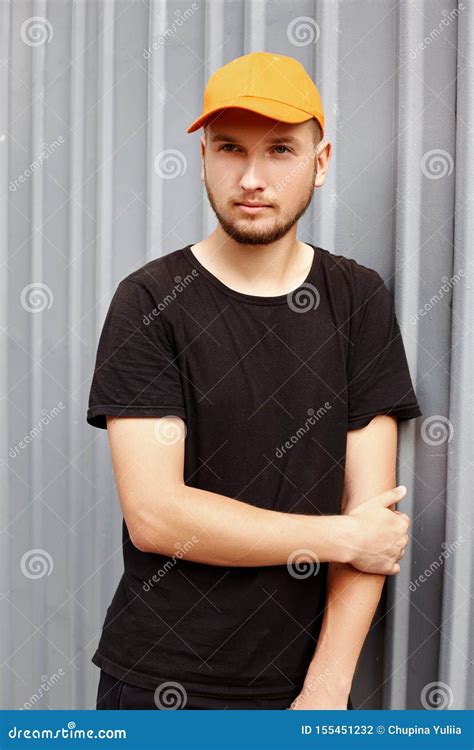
346, 272, 422, 431
86, 278, 186, 429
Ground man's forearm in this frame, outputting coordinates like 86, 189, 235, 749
303, 564, 385, 696
298, 415, 398, 706
134, 483, 353, 567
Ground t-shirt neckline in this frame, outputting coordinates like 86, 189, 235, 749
181, 242, 322, 306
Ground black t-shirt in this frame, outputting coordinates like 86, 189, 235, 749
86, 242, 422, 699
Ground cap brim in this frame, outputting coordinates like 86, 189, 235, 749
186, 97, 323, 135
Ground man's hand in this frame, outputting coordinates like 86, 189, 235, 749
344, 485, 411, 574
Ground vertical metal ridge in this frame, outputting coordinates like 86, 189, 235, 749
93, 0, 116, 688
202, 1, 224, 237
147, 0, 167, 261
0, 0, 11, 705
244, 0, 265, 54
439, 0, 474, 710
384, 0, 426, 710
67, 0, 87, 710
96, 0, 115, 326
30, 0, 48, 685
312, 0, 339, 250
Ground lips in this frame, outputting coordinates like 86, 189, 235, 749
235, 203, 272, 215
236, 203, 272, 207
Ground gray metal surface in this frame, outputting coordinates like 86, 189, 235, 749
1, 0, 472, 710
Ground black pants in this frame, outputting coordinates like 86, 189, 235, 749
96, 669, 354, 710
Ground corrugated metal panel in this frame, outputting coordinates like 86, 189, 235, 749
438, 0, 473, 711
1, 0, 472, 710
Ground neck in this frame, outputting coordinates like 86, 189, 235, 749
190, 229, 314, 297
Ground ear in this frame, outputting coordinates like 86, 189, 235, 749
314, 139, 332, 188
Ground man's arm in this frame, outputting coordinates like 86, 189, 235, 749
105, 415, 407, 573
291, 414, 402, 709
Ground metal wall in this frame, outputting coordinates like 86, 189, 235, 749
1, 0, 472, 710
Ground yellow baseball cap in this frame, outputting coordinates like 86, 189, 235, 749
186, 51, 325, 137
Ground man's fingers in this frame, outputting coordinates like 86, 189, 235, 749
378, 485, 407, 507
393, 510, 411, 526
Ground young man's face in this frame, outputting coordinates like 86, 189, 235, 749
200, 108, 330, 246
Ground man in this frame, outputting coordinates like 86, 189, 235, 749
87, 52, 421, 710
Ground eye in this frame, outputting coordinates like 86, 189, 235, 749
219, 144, 240, 152
218, 144, 292, 154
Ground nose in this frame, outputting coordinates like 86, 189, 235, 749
238, 157, 268, 193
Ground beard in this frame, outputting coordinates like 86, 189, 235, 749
203, 163, 317, 246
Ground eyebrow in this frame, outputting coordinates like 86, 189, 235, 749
209, 133, 303, 146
